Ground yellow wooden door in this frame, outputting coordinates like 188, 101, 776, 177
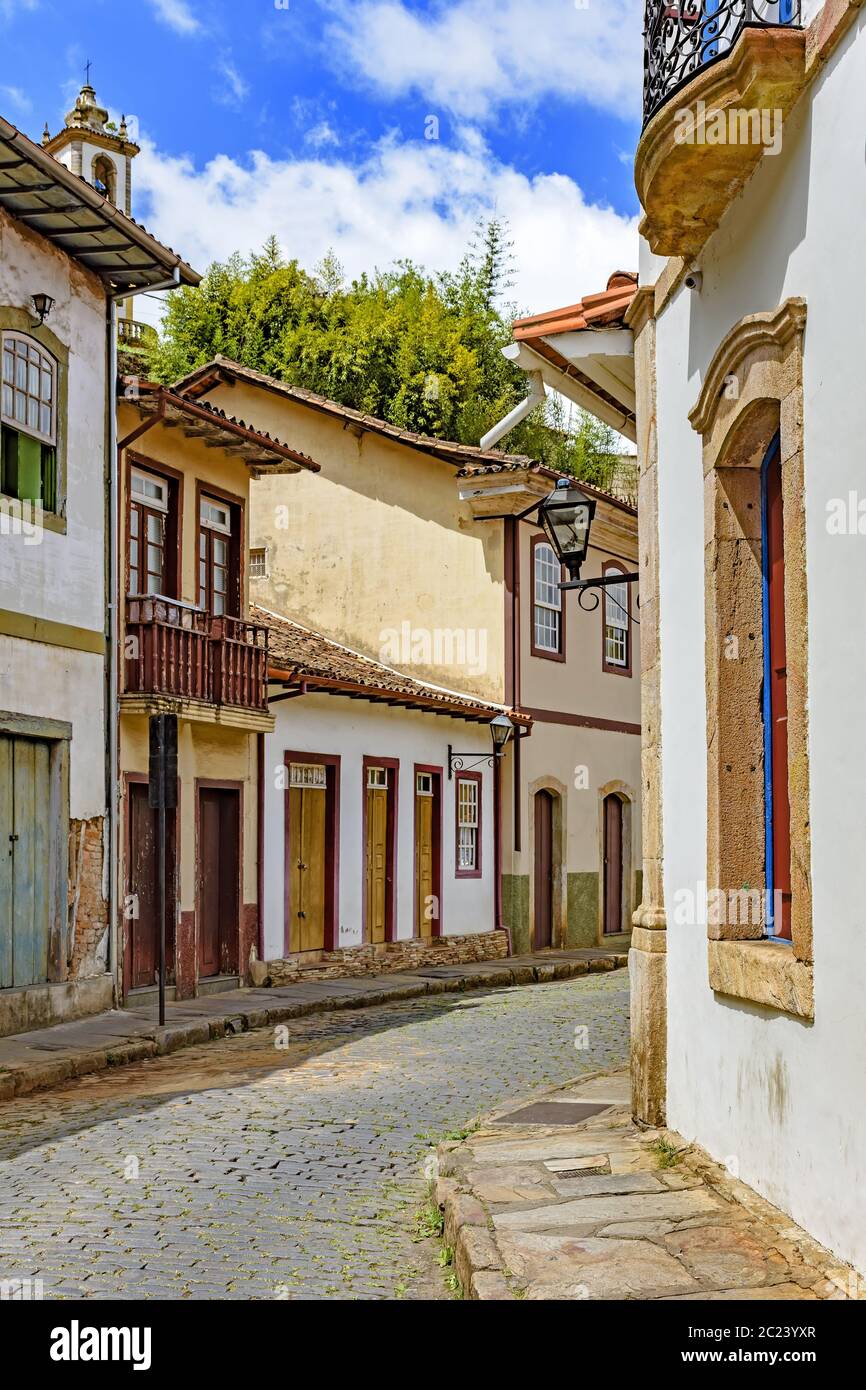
366, 786, 388, 943
416, 792, 434, 939
289, 783, 327, 952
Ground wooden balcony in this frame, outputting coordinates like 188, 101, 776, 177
125, 598, 268, 714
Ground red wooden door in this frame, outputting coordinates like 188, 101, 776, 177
766, 450, 792, 939
603, 793, 623, 935
534, 791, 554, 948
198, 788, 240, 977
127, 783, 175, 991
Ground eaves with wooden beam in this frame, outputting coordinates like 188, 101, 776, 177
118, 384, 320, 475
256, 605, 532, 730
0, 114, 199, 291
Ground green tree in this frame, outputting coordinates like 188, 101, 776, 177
147, 222, 622, 486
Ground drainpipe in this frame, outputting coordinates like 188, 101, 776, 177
480, 371, 545, 452
106, 269, 180, 1003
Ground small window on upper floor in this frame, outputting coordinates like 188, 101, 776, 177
532, 537, 564, 658
249, 546, 268, 579
0, 332, 59, 512
603, 565, 631, 675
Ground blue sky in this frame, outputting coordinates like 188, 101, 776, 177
0, 0, 643, 313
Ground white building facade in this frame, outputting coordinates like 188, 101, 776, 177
630, 0, 866, 1272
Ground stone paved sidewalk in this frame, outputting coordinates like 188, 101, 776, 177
437, 1068, 862, 1301
0, 948, 625, 1105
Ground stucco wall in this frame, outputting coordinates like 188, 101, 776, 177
262, 693, 495, 956
199, 381, 507, 704
650, 13, 866, 1270
0, 211, 107, 828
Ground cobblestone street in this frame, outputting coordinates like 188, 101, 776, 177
0, 973, 628, 1300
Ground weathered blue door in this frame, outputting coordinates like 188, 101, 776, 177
0, 734, 52, 989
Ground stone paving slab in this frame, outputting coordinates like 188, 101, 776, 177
437, 1067, 863, 1302
0, 949, 625, 1104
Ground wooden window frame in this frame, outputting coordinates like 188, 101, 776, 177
455, 770, 483, 879
195, 478, 244, 619
414, 763, 443, 937
601, 560, 632, 677
125, 452, 183, 601
530, 533, 566, 662
0, 318, 66, 523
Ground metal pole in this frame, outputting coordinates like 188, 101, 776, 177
158, 801, 166, 1027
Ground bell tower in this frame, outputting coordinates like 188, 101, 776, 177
42, 70, 140, 217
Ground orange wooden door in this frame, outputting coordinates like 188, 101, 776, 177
366, 786, 388, 943
289, 783, 327, 952
416, 791, 434, 939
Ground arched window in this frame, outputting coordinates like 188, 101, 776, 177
0, 332, 58, 510
532, 537, 564, 657
92, 155, 116, 203
602, 563, 630, 674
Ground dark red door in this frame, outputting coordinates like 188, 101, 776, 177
534, 791, 554, 948
766, 449, 792, 939
198, 788, 240, 977
603, 793, 623, 935
127, 783, 175, 991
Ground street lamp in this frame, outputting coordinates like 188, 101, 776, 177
490, 713, 515, 754
30, 293, 56, 326
538, 476, 640, 605
538, 477, 596, 581
448, 713, 516, 779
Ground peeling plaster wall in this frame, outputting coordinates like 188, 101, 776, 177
652, 15, 866, 1271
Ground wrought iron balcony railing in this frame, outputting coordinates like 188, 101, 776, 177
643, 0, 800, 126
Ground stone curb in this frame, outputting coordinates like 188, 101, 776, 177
0, 954, 627, 1105
435, 1065, 626, 1300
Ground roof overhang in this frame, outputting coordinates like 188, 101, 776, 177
0, 115, 199, 292
121, 387, 320, 474
503, 335, 636, 444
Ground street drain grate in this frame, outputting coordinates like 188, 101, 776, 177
497, 1101, 612, 1126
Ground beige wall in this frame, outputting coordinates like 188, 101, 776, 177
519, 515, 640, 725
199, 382, 507, 704
120, 714, 258, 912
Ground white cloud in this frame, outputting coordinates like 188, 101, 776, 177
133, 131, 638, 327
0, 84, 32, 113
305, 121, 340, 150
148, 0, 201, 35
325, 0, 642, 121
214, 55, 249, 108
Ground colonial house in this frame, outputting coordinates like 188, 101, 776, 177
514, 0, 866, 1276
116, 383, 319, 1000
173, 359, 642, 966
0, 97, 196, 1037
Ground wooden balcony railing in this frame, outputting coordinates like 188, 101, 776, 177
124, 598, 268, 713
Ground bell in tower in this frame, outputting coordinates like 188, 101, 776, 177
42, 70, 140, 216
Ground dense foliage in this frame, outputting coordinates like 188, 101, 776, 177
149, 224, 622, 489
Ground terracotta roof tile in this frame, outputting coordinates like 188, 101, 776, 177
512, 271, 639, 342
455, 458, 636, 516
174, 357, 537, 470
257, 606, 531, 726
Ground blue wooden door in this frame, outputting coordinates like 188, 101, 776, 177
1, 734, 52, 989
